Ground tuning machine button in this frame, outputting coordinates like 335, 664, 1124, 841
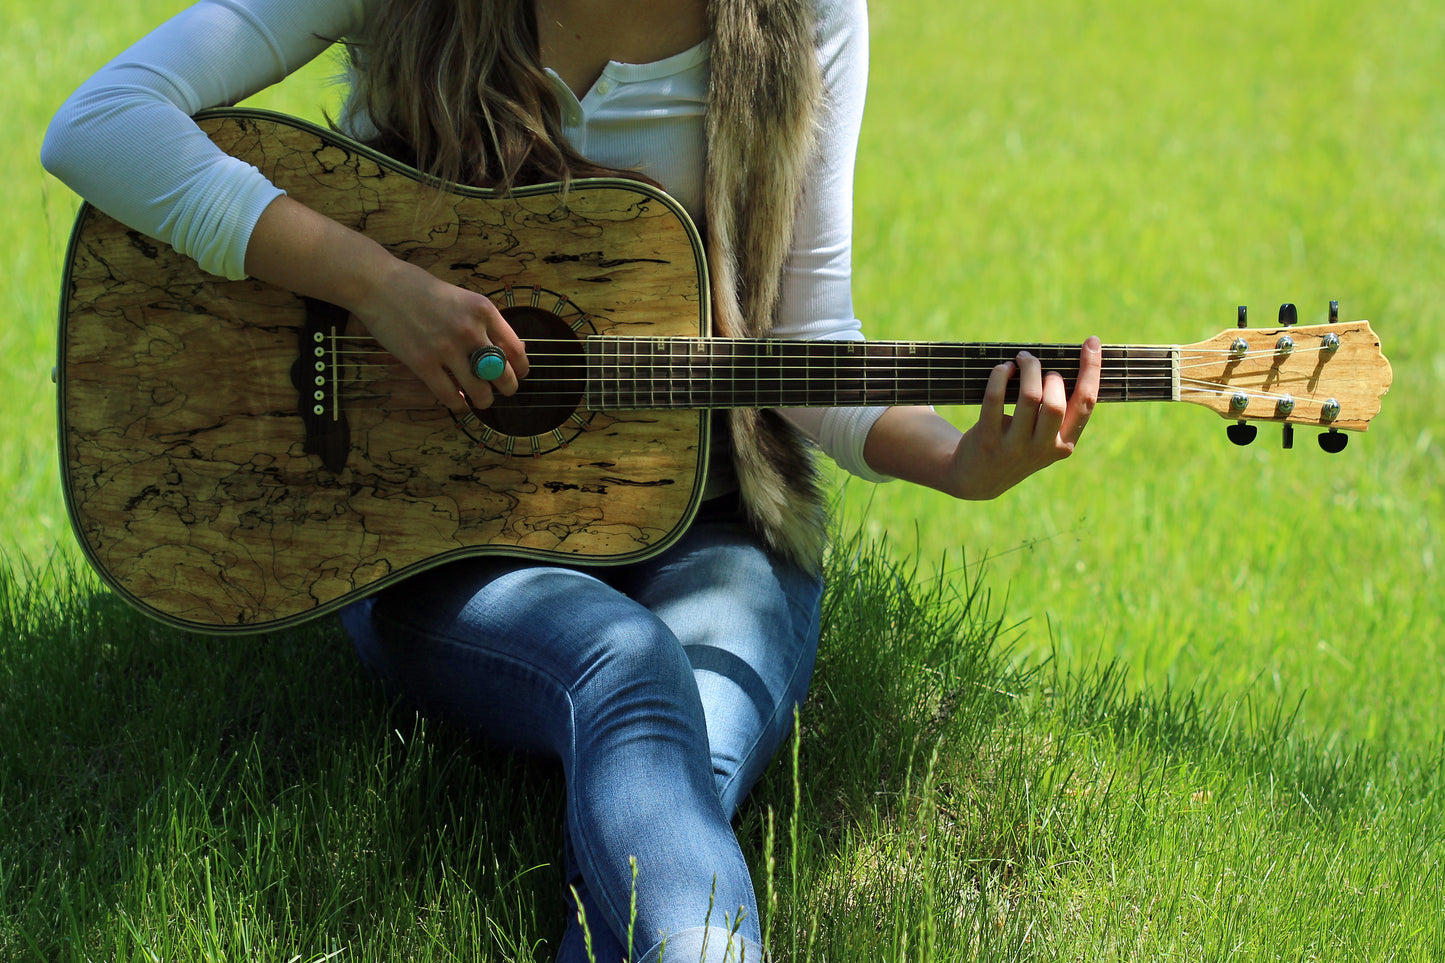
1227, 422, 1257, 446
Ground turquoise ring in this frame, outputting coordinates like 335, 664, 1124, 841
468, 345, 506, 381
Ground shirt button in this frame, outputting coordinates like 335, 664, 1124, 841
596, 79, 613, 95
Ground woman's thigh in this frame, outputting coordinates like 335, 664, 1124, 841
345, 505, 823, 787
347, 558, 706, 759
615, 512, 824, 816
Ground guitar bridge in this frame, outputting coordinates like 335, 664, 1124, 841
291, 297, 351, 473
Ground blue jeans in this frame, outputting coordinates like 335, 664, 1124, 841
341, 497, 823, 962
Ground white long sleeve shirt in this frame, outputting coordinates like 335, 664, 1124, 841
42, 0, 892, 482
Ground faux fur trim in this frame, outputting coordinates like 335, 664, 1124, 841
705, 0, 827, 573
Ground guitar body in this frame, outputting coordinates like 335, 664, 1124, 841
59, 109, 711, 633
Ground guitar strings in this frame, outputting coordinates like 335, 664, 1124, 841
324, 335, 1347, 410
335, 378, 1333, 411
325, 338, 1338, 370
325, 334, 1340, 361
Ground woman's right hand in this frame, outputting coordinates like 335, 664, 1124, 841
244, 195, 529, 414
349, 254, 530, 414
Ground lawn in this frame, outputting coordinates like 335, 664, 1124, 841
4, 0, 1443, 959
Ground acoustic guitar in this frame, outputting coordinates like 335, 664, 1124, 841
55, 109, 1393, 633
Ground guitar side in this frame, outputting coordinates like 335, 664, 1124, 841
57, 109, 711, 634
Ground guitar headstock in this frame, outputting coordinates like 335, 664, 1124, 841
1179, 302, 1392, 450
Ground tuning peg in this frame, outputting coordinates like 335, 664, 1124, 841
1328, 300, 1339, 323
1282, 424, 1294, 449
1227, 422, 1257, 446
1278, 303, 1297, 327
1238, 305, 1248, 328
1319, 430, 1348, 453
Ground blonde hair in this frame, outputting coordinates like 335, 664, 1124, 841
347, 0, 618, 189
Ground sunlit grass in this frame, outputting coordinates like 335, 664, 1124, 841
845, 0, 1445, 746
5, 0, 1444, 958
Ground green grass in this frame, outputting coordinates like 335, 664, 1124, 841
846, 0, 1445, 746
5, 0, 1445, 959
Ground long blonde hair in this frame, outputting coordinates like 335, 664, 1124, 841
347, 0, 616, 189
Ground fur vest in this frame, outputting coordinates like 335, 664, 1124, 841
704, 0, 828, 574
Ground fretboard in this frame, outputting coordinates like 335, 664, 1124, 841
584, 337, 1177, 410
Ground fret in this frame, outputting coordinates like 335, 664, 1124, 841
964, 343, 1003, 406
701, 338, 725, 409
669, 337, 681, 410
642, 339, 652, 408
956, 342, 970, 406
831, 340, 841, 407
768, 341, 788, 407
1100, 346, 1173, 403
626, 338, 639, 410
782, 341, 808, 406
770, 340, 814, 406
637, 338, 648, 409
763, 340, 786, 406
624, 338, 637, 408
622, 337, 637, 409
615, 338, 627, 410
924, 340, 936, 407
757, 340, 782, 407
608, 337, 618, 410
920, 342, 964, 406
688, 338, 708, 408
896, 342, 933, 406
867, 342, 894, 404
620, 337, 636, 410
835, 341, 865, 406
614, 337, 626, 410
862, 340, 869, 406
726, 339, 738, 409
806, 340, 835, 407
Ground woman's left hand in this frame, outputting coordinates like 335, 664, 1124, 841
862, 336, 1102, 500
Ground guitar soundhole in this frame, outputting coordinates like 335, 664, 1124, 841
469, 301, 593, 455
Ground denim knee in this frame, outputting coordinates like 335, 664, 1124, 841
640, 925, 765, 963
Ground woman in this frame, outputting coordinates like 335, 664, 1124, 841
43, 0, 1100, 959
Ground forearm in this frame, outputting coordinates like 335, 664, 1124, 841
861, 406, 968, 494
245, 194, 527, 412
244, 195, 398, 315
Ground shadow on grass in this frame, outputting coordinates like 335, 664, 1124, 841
0, 554, 567, 960
3, 537, 1440, 960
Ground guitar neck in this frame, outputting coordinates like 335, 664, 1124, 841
585, 337, 1176, 409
